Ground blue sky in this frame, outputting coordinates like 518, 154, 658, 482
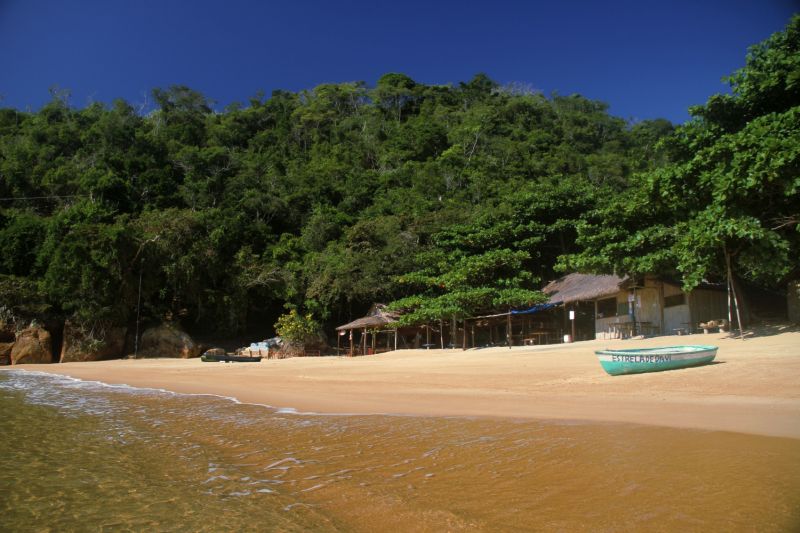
1, 0, 796, 123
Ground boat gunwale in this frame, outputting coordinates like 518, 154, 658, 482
594, 345, 718, 357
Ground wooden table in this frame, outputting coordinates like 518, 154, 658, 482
524, 331, 551, 345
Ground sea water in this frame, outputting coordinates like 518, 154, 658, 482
1, 370, 798, 532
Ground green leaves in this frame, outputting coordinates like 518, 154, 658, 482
274, 309, 321, 346
562, 16, 800, 293
389, 201, 550, 324
0, 69, 674, 336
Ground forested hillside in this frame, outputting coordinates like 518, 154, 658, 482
1, 16, 796, 341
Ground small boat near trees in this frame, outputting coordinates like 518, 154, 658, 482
200, 353, 262, 363
594, 345, 718, 376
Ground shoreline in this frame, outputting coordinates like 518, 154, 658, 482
6, 329, 800, 439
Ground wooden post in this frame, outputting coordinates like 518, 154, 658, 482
363, 327, 367, 355
426, 324, 430, 348
571, 308, 576, 343
507, 309, 512, 348
462, 318, 467, 350
439, 319, 444, 349
336, 331, 340, 356
349, 329, 354, 357
394, 328, 398, 351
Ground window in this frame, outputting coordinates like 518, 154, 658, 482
664, 293, 686, 308
597, 297, 617, 318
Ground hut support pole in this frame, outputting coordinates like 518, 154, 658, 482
363, 327, 367, 355
394, 328, 398, 351
336, 332, 340, 356
507, 310, 512, 349
349, 330, 354, 357
462, 318, 467, 351
571, 307, 576, 342
440, 319, 444, 350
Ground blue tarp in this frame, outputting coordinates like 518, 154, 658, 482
510, 302, 562, 315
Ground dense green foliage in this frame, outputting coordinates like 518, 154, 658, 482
274, 309, 322, 346
0, 75, 665, 335
561, 15, 799, 291
1, 16, 796, 339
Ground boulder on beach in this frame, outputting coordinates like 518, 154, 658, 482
11, 326, 53, 364
59, 321, 127, 363
0, 341, 12, 365
0, 323, 15, 343
139, 324, 201, 359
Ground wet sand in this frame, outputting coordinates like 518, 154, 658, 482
9, 328, 800, 439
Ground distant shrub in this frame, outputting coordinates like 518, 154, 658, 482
274, 309, 321, 347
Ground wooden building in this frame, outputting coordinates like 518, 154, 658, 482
543, 273, 728, 340
335, 304, 443, 355
335, 303, 562, 353
335, 304, 399, 356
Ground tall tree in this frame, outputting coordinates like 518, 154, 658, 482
562, 16, 800, 331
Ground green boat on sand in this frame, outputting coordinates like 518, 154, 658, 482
595, 345, 718, 376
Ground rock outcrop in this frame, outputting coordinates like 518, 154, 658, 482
0, 342, 12, 366
59, 322, 127, 363
138, 324, 201, 358
0, 324, 14, 343
10, 327, 53, 364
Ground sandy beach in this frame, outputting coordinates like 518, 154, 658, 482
8, 327, 800, 439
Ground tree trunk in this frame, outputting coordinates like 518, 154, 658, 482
727, 270, 733, 327
725, 246, 745, 340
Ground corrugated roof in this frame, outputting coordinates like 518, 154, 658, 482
542, 273, 627, 304
335, 304, 400, 330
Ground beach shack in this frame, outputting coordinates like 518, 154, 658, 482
335, 304, 540, 353
335, 304, 400, 356
543, 273, 728, 340
335, 304, 439, 355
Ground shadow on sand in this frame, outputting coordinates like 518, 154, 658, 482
718, 322, 800, 340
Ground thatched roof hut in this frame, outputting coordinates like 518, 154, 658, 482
335, 304, 407, 356
542, 273, 627, 304
335, 304, 400, 331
